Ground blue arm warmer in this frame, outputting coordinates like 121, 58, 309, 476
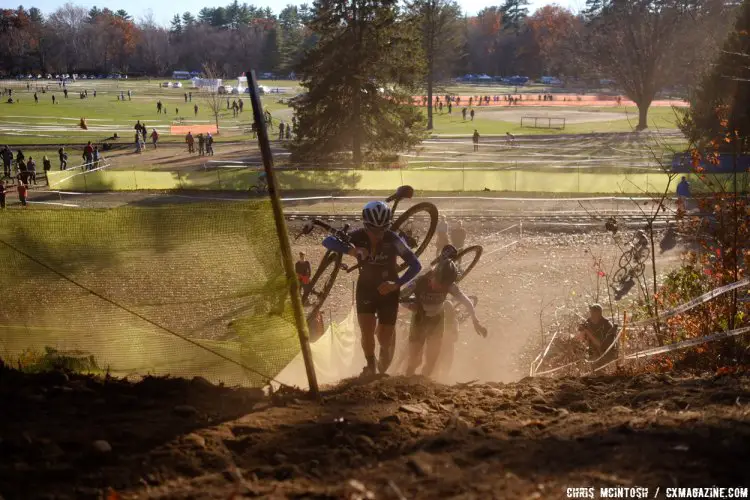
322, 236, 351, 254
396, 250, 422, 286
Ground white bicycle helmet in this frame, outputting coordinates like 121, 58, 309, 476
362, 201, 391, 229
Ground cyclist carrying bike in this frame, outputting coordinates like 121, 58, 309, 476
322, 201, 422, 376
401, 258, 487, 378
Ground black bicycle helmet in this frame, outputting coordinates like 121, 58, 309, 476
434, 259, 458, 286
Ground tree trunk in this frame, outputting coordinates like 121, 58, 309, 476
427, 69, 433, 131
353, 89, 362, 165
636, 100, 650, 131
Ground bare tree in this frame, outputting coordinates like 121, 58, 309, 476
584, 0, 726, 131
200, 62, 223, 133
407, 0, 464, 130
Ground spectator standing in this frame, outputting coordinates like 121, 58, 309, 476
64, 88, 68, 98
186, 132, 195, 153
42, 155, 51, 181
2, 146, 12, 178
197, 133, 205, 156
16, 180, 28, 207
296, 252, 312, 287
194, 104, 198, 116
127, 90, 131, 100
93, 90, 96, 98
435, 216, 450, 257
58, 147, 67, 170
52, 94, 56, 104
450, 220, 467, 251
189, 92, 192, 102
184, 92, 188, 103
206, 133, 214, 156
26, 157, 37, 185
279, 122, 285, 140
34, 92, 38, 103
135, 132, 143, 154
232, 100, 239, 117
470, 109, 475, 121
239, 99, 244, 112
92, 147, 101, 169
15, 149, 25, 170
0, 181, 5, 209
157, 101, 162, 114
472, 130, 479, 152
83, 141, 94, 167
676, 176, 691, 211
285, 126, 291, 140
150, 129, 159, 149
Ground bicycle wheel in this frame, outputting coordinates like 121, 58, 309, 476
618, 249, 633, 270
302, 251, 342, 320
454, 245, 483, 283
612, 266, 629, 285
391, 202, 438, 270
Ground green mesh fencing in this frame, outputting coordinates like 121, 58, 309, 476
0, 202, 301, 386
47, 169, 749, 194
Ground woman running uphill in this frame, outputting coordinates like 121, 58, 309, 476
323, 201, 422, 376
401, 259, 487, 378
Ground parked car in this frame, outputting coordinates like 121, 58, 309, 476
161, 82, 170, 88
171, 82, 183, 88
218, 85, 233, 94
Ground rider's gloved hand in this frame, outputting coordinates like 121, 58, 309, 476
474, 320, 488, 338
348, 247, 369, 260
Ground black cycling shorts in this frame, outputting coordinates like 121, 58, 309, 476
409, 310, 445, 343
356, 281, 399, 325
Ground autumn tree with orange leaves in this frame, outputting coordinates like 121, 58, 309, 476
527, 5, 581, 78
649, 0, 750, 367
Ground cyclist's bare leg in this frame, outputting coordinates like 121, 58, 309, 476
357, 313, 378, 369
422, 332, 443, 378
376, 323, 396, 373
437, 303, 458, 378
406, 340, 424, 376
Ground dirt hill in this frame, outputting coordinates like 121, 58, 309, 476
1, 368, 749, 499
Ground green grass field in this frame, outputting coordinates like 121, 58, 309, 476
0, 77, 690, 182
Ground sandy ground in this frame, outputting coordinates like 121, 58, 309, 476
2, 366, 749, 499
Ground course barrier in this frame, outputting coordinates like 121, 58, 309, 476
47, 169, 748, 195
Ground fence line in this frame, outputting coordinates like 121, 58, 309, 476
47, 168, 746, 195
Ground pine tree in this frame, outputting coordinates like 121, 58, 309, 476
262, 28, 281, 73
582, 0, 609, 21
278, 5, 304, 74
170, 14, 183, 35
679, 0, 750, 152
292, 0, 426, 165
182, 12, 196, 28
500, 0, 529, 30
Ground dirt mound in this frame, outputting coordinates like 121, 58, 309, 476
2, 368, 749, 499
